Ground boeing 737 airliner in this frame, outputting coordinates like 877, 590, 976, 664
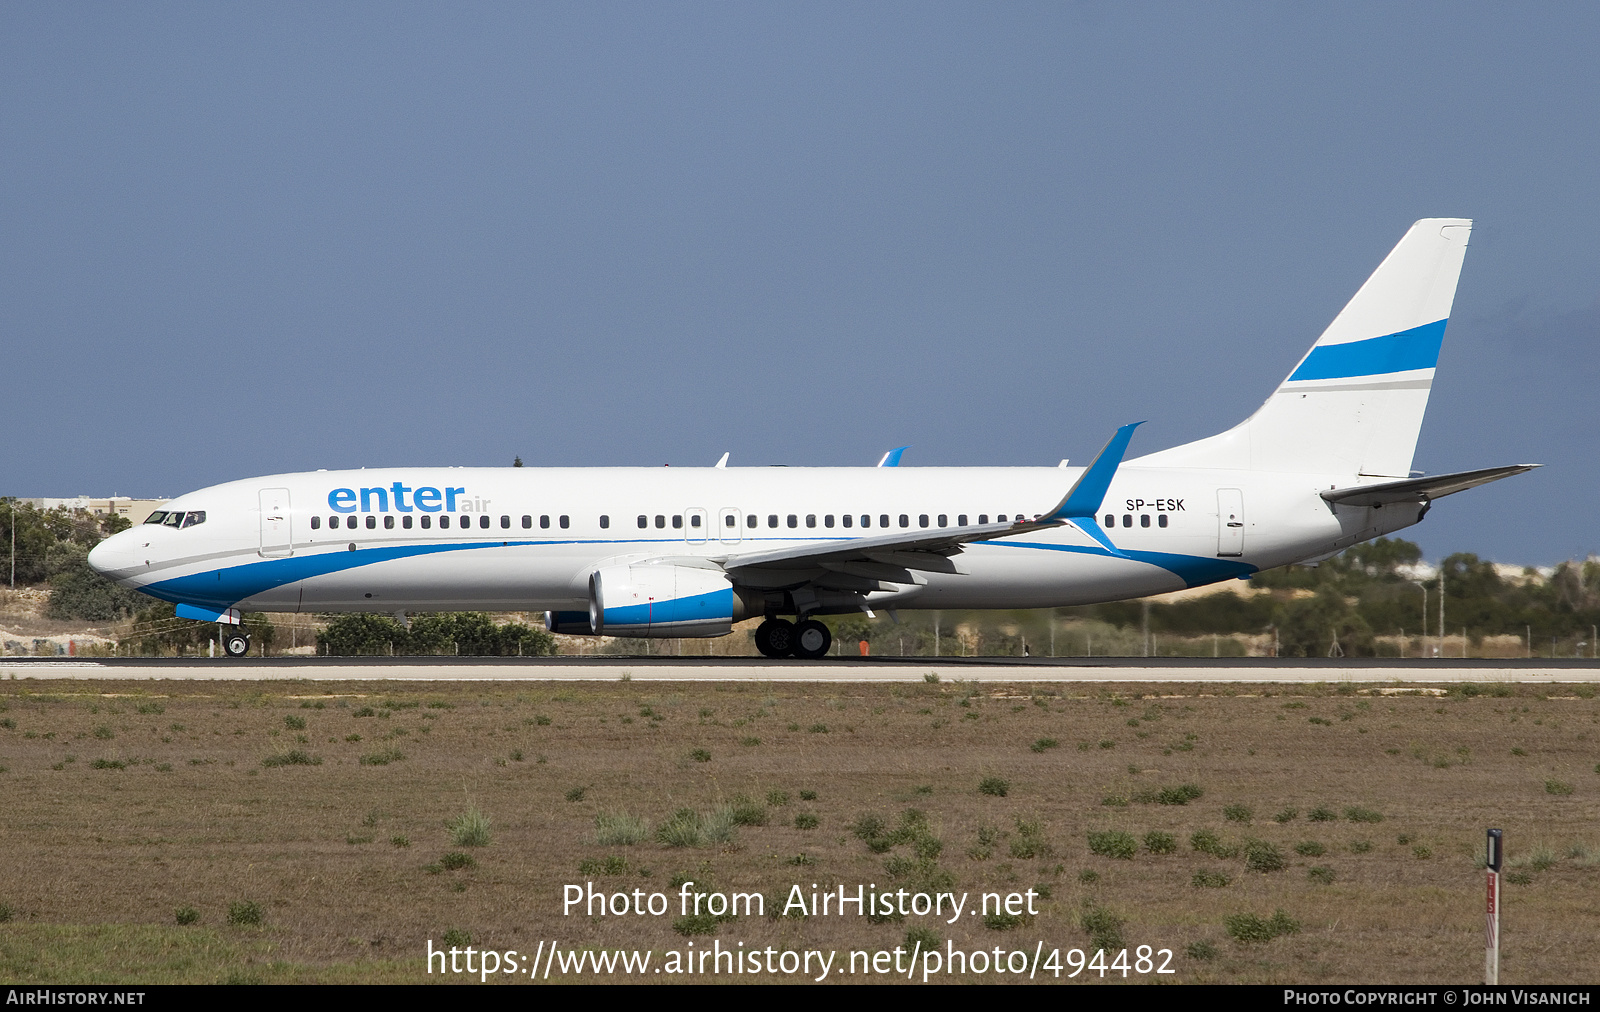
88, 218, 1534, 658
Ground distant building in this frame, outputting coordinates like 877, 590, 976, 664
19, 497, 168, 526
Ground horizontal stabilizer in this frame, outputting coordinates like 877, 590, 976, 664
1320, 464, 1538, 507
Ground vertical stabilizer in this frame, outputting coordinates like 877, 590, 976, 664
1134, 218, 1471, 477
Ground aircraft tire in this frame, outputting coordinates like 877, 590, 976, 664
222, 631, 252, 657
793, 619, 832, 660
755, 619, 796, 658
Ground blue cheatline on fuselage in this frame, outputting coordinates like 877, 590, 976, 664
141, 537, 1255, 612
1287, 319, 1446, 382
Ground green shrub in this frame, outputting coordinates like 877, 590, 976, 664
673, 914, 721, 936
1505, 870, 1533, 885
905, 925, 940, 950
1186, 940, 1218, 960
1030, 738, 1059, 753
447, 807, 492, 847
798, 790, 817, 801
1190, 830, 1238, 858
1308, 806, 1337, 822
807, 724, 829, 734
1344, 806, 1384, 823
174, 906, 199, 925
1010, 818, 1050, 859
359, 748, 404, 766
577, 855, 630, 876
1079, 903, 1124, 951
1413, 845, 1432, 859
226, 901, 264, 927
92, 725, 114, 740
391, 835, 410, 848
730, 799, 768, 827
794, 812, 820, 830
1308, 866, 1335, 884
441, 928, 471, 946
1350, 839, 1373, 853
283, 715, 306, 730
1273, 807, 1299, 823
1244, 839, 1286, 872
439, 852, 476, 870
1546, 779, 1574, 796
1087, 831, 1137, 860
689, 749, 712, 763
978, 776, 1010, 797
1294, 840, 1326, 857
1157, 784, 1203, 805
136, 703, 164, 715
1223, 804, 1252, 824
89, 758, 126, 770
594, 812, 649, 846
1101, 795, 1129, 807
1192, 870, 1230, 888
766, 790, 789, 806
1144, 831, 1177, 855
261, 750, 321, 768
565, 787, 587, 802
984, 913, 1023, 931
1224, 909, 1299, 943
1077, 869, 1099, 884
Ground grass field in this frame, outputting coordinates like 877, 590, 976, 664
0, 677, 1596, 984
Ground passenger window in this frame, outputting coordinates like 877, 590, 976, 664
919, 514, 929, 528
861, 515, 871, 528
637, 515, 648, 529
1140, 514, 1150, 528
725, 514, 736, 528
957, 514, 967, 526
365, 516, 376, 529
674, 515, 684, 529
310, 516, 321, 530
842, 514, 853, 528
479, 515, 490, 529
501, 515, 510, 529
384, 515, 395, 529
1104, 514, 1114, 528
690, 515, 701, 528
746, 515, 757, 528
540, 515, 550, 529
1122, 515, 1133, 527
421, 515, 432, 529
559, 515, 569, 529
978, 514, 988, 525
997, 514, 1007, 523
824, 515, 834, 528
787, 515, 798, 528
806, 515, 816, 528
899, 514, 909, 528
1158, 514, 1168, 528
599, 515, 609, 529
880, 515, 890, 528
768, 515, 778, 528
403, 516, 414, 529
655, 515, 665, 528
521, 515, 532, 529
440, 516, 451, 529
938, 514, 947, 527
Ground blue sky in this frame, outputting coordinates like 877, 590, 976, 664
3, 4, 1596, 564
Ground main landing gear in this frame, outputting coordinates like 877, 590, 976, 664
755, 618, 832, 660
221, 628, 252, 657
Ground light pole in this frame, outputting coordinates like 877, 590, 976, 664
1415, 582, 1428, 656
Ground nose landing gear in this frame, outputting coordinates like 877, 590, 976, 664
222, 629, 252, 657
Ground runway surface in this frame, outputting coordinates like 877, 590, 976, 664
4, 656, 1598, 683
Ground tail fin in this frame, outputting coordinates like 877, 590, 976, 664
1134, 218, 1471, 477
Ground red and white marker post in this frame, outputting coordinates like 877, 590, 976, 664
1485, 828, 1503, 984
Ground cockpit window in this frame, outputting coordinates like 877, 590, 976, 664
144, 511, 168, 525
161, 512, 184, 527
180, 511, 206, 528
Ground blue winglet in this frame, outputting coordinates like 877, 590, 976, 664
1048, 422, 1144, 520
877, 446, 910, 467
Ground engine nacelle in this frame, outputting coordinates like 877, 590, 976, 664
589, 564, 739, 638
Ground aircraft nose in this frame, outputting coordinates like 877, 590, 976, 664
88, 531, 133, 576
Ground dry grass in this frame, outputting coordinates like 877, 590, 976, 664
0, 679, 1595, 983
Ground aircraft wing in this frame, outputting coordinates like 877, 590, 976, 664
1320, 464, 1538, 508
717, 423, 1143, 578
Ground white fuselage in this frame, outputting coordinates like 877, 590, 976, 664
87, 463, 1422, 620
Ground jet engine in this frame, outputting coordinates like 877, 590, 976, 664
587, 564, 750, 638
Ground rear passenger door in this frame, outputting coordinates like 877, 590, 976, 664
1216, 488, 1244, 557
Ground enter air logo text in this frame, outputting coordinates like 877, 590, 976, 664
327, 484, 490, 514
